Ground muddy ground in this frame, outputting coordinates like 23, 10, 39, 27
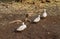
0, 1, 60, 39
0, 13, 60, 39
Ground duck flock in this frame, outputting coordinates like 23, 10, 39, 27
16, 9, 47, 32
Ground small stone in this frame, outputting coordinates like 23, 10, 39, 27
48, 32, 50, 34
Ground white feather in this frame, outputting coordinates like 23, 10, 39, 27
42, 9, 47, 17
17, 22, 27, 31
33, 15, 40, 22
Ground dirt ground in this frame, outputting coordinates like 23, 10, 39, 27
0, 13, 60, 39
0, 1, 60, 39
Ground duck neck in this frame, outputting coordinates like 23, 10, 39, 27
44, 9, 46, 13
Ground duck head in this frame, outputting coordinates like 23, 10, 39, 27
38, 15, 40, 17
44, 9, 46, 12
22, 22, 24, 25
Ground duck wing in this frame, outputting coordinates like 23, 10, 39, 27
17, 25, 26, 31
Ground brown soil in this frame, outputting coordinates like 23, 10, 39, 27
0, 13, 60, 39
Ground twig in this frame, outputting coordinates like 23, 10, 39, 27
9, 20, 22, 24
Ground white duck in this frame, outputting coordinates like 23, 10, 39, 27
33, 15, 40, 23
16, 22, 27, 31
42, 9, 47, 18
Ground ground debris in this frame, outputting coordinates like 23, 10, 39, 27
9, 20, 22, 24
